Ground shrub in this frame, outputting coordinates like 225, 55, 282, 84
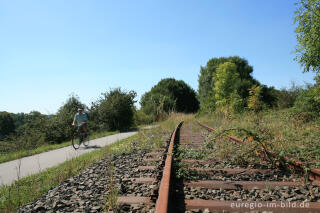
276, 83, 302, 109
294, 82, 320, 119
134, 110, 154, 126
0, 112, 15, 140
140, 78, 199, 121
90, 88, 136, 131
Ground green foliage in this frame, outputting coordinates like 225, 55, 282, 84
198, 56, 256, 111
260, 85, 278, 108
294, 0, 320, 73
11, 113, 26, 130
212, 62, 243, 113
276, 83, 302, 109
134, 110, 153, 126
248, 85, 265, 112
91, 88, 136, 131
213, 62, 239, 102
140, 92, 173, 121
140, 78, 199, 121
294, 77, 320, 118
198, 56, 278, 113
0, 112, 15, 139
17, 111, 49, 148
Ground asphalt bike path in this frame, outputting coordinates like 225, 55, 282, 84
0, 131, 138, 186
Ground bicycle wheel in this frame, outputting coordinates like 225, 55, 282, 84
83, 133, 90, 147
72, 133, 81, 149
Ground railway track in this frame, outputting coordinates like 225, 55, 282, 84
117, 121, 320, 212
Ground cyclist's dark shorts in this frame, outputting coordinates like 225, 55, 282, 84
78, 123, 87, 131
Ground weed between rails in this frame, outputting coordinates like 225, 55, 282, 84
173, 157, 199, 181
176, 120, 279, 171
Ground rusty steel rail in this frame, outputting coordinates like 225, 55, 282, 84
197, 121, 320, 184
155, 122, 183, 213
265, 150, 320, 183
197, 121, 244, 143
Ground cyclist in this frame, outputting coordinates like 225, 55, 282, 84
72, 108, 88, 137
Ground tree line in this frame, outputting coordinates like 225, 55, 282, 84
197, 55, 320, 118
0, 78, 201, 152
0, 88, 136, 152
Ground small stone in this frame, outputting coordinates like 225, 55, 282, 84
149, 184, 156, 189
203, 208, 210, 213
91, 206, 101, 210
282, 193, 290, 199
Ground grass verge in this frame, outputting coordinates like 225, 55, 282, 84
0, 131, 118, 164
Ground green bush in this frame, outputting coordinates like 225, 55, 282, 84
0, 111, 15, 140
140, 78, 199, 121
276, 83, 302, 109
90, 88, 136, 131
294, 82, 320, 119
134, 110, 154, 125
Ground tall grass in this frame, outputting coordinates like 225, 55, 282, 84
199, 109, 320, 168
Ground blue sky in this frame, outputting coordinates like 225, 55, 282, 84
0, 0, 315, 114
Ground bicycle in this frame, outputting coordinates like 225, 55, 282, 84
72, 126, 90, 149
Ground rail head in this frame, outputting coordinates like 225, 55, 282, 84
155, 121, 183, 213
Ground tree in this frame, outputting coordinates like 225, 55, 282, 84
212, 62, 243, 113
11, 113, 26, 131
248, 85, 265, 112
276, 83, 302, 109
19, 111, 49, 147
213, 62, 239, 105
140, 78, 199, 120
294, 0, 320, 73
294, 75, 320, 117
198, 56, 255, 111
91, 88, 136, 131
134, 109, 154, 125
259, 85, 278, 108
198, 56, 279, 112
0, 112, 15, 139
